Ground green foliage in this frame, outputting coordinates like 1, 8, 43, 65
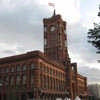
88, 27, 100, 53
87, 5, 100, 54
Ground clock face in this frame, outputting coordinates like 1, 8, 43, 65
50, 26, 56, 32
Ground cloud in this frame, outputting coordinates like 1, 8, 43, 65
0, 43, 26, 57
79, 67, 100, 84
0, 0, 99, 84
54, 0, 81, 23
68, 22, 100, 68
0, 0, 48, 56
2, 50, 15, 54
0, 0, 37, 12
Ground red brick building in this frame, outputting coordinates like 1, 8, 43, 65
0, 12, 88, 100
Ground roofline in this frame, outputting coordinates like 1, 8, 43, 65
0, 50, 65, 70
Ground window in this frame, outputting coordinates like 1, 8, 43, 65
10, 76, 14, 86
55, 70, 57, 76
44, 38, 47, 45
64, 30, 66, 34
22, 75, 26, 85
58, 80, 60, 90
1, 68, 4, 73
16, 75, 20, 85
5, 76, 9, 83
23, 65, 27, 71
56, 79, 57, 90
16, 65, 21, 71
45, 76, 48, 89
45, 66, 48, 73
31, 63, 34, 70
43, 65, 45, 71
44, 25, 47, 32
11, 67, 14, 72
44, 76, 46, 88
5, 68, 9, 72
40, 75, 42, 88
0, 68, 2, 73
59, 24, 62, 28
50, 68, 53, 75
40, 65, 42, 71
72, 67, 74, 71
31, 73, 34, 87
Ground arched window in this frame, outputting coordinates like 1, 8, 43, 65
44, 38, 47, 45
5, 76, 9, 82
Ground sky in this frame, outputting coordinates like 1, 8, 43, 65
0, 0, 100, 84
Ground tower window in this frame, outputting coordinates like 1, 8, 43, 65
44, 26, 47, 32
44, 38, 47, 45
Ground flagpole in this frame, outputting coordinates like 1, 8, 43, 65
48, 3, 56, 16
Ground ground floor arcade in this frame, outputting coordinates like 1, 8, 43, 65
0, 89, 69, 100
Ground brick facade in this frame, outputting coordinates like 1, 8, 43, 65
0, 12, 88, 100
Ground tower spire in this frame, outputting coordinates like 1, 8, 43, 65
53, 9, 56, 16
48, 3, 55, 16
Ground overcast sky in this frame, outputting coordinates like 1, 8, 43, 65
0, 0, 100, 84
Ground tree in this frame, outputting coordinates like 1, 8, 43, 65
87, 6, 100, 54
88, 25, 100, 53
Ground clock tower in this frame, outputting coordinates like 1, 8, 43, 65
43, 11, 70, 65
